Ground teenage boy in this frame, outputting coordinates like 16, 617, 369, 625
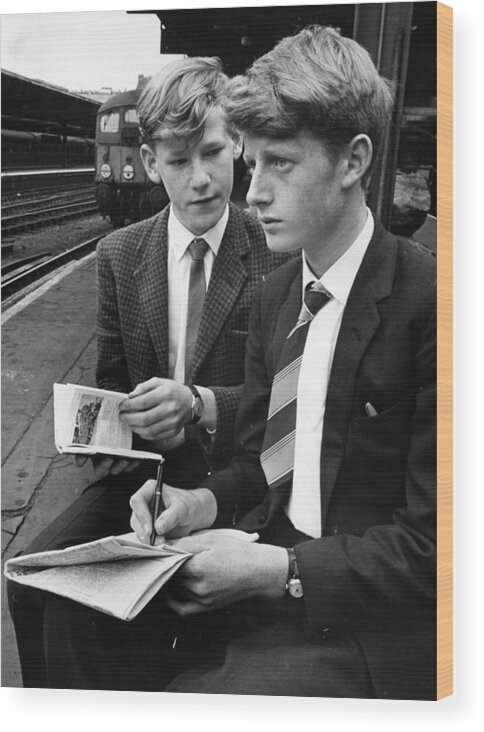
129, 26, 437, 700
7, 56, 287, 688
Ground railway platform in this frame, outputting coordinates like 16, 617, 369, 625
0, 204, 436, 688
1, 253, 100, 687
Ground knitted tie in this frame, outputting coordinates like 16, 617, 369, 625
260, 281, 331, 495
185, 237, 209, 382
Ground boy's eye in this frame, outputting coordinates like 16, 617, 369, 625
205, 147, 223, 157
274, 158, 289, 168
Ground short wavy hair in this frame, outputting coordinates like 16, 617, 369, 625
138, 56, 234, 145
226, 26, 394, 167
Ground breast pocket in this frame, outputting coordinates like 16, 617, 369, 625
346, 395, 416, 472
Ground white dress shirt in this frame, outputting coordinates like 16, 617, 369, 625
167, 205, 229, 382
286, 209, 374, 538
163, 204, 228, 448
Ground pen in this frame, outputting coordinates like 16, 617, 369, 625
150, 458, 165, 547
365, 401, 378, 417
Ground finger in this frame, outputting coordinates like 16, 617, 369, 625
130, 512, 151, 543
155, 502, 188, 537
110, 459, 131, 475
120, 391, 166, 415
92, 457, 114, 478
124, 460, 141, 473
164, 595, 206, 617
129, 479, 156, 531
128, 416, 182, 442
120, 404, 169, 427
169, 535, 210, 554
127, 378, 164, 399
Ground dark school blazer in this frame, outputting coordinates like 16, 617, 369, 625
95, 201, 289, 482
205, 219, 437, 700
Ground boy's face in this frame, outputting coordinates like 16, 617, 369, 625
243, 130, 346, 258
141, 108, 241, 236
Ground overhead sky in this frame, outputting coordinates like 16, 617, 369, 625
0, 8, 183, 92
1, 0, 359, 93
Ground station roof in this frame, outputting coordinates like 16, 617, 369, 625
130, 5, 356, 74
1, 69, 101, 137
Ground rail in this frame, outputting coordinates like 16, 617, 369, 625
2, 195, 98, 235
1, 235, 103, 303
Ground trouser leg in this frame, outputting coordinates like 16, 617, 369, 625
7, 472, 142, 688
7, 582, 49, 688
165, 603, 375, 699
43, 592, 244, 691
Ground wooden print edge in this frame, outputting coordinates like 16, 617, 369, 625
436, 0, 453, 701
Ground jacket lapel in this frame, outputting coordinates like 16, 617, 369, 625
192, 204, 251, 378
270, 267, 303, 369
133, 208, 170, 376
319, 221, 398, 529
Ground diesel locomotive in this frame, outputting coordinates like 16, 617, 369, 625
94, 88, 169, 228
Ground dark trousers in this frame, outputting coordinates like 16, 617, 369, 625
8, 474, 374, 697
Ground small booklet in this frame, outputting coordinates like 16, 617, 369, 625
4, 529, 258, 621
53, 382, 161, 461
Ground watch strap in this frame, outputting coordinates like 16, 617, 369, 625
286, 547, 304, 598
286, 547, 300, 581
187, 384, 203, 425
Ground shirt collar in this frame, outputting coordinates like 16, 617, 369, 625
168, 204, 229, 261
302, 208, 374, 306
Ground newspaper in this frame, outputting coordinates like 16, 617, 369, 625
4, 530, 259, 621
53, 383, 160, 461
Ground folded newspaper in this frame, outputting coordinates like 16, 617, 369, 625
53, 382, 161, 461
4, 530, 258, 621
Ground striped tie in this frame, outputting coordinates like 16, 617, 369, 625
260, 281, 331, 490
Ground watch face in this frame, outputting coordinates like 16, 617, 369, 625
287, 578, 304, 598
193, 397, 203, 418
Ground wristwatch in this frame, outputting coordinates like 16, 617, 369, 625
187, 384, 204, 425
286, 547, 304, 598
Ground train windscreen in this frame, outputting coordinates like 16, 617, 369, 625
99, 112, 120, 133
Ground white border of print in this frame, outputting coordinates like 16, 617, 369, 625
1, 1, 483, 730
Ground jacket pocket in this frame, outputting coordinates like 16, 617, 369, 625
345, 395, 416, 474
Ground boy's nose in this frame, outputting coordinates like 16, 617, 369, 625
190, 163, 210, 189
246, 170, 271, 208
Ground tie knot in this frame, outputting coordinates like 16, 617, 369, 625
188, 238, 209, 261
303, 281, 331, 317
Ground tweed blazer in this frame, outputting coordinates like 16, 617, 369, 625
95, 202, 289, 471
204, 220, 437, 699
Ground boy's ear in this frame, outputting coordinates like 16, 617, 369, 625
140, 144, 162, 184
341, 134, 373, 189
232, 131, 243, 160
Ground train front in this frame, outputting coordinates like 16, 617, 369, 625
95, 89, 168, 227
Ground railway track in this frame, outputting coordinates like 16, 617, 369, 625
2, 190, 98, 235
2, 182, 95, 207
1, 235, 103, 304
1, 167, 95, 196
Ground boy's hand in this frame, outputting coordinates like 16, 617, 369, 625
129, 481, 217, 543
118, 378, 192, 441
74, 455, 140, 478
164, 534, 288, 616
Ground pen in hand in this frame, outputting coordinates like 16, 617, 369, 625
150, 458, 165, 546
